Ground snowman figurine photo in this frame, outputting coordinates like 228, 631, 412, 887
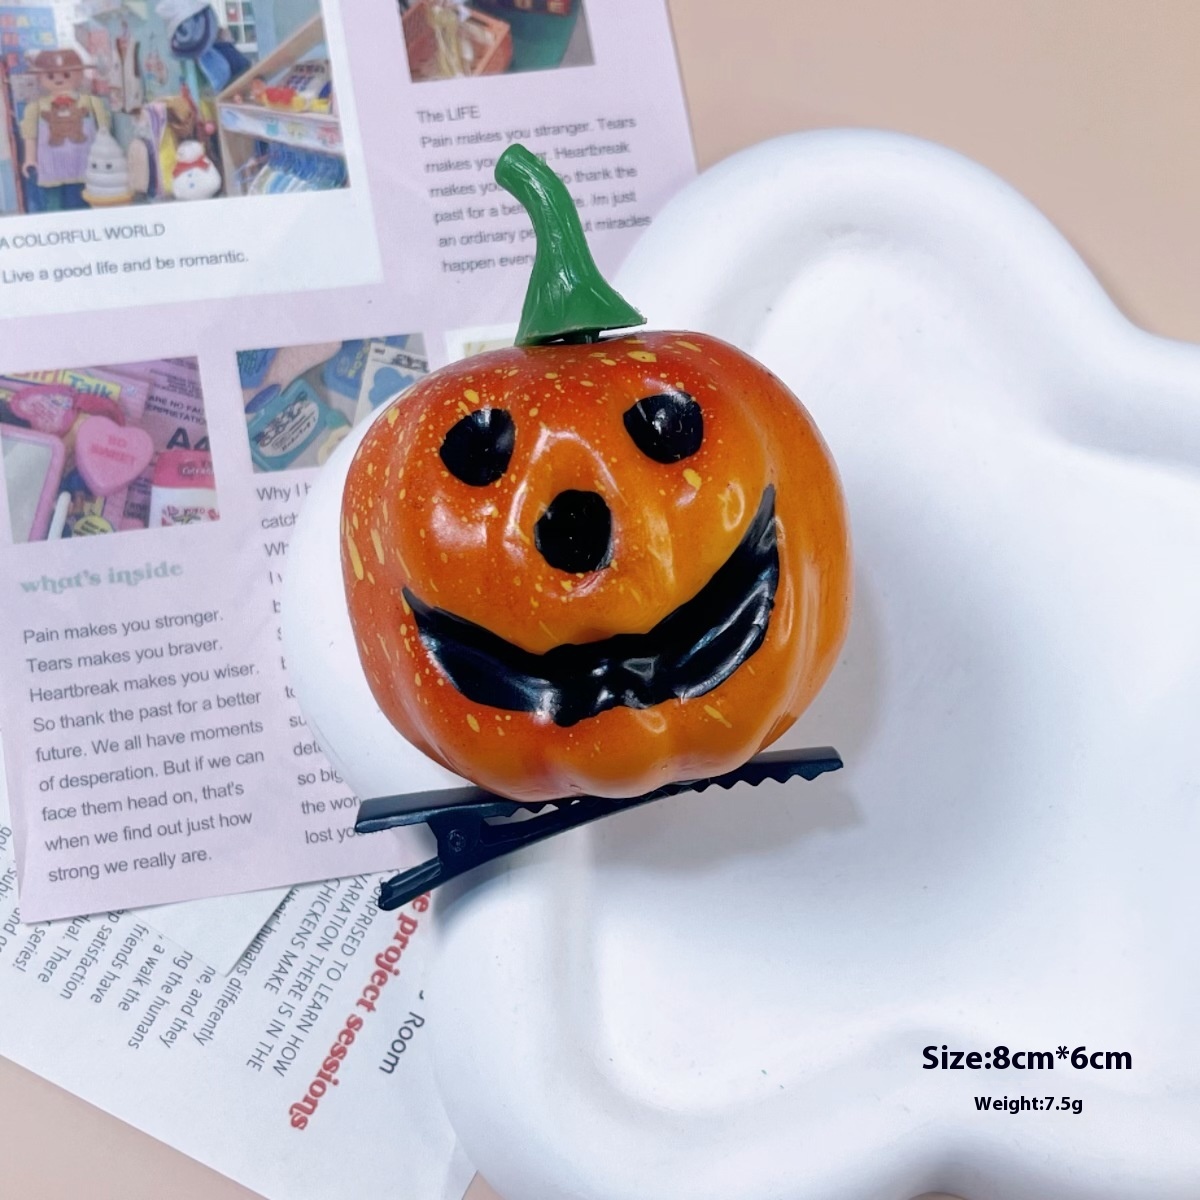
171, 140, 221, 200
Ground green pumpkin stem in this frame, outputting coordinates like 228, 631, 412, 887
496, 144, 645, 347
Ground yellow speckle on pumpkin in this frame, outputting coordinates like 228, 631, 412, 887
704, 704, 732, 728
628, 350, 657, 363
539, 621, 555, 639
677, 340, 702, 352
580, 379, 594, 387
352, 512, 359, 529
387, 406, 400, 425
601, 358, 617, 366
464, 388, 479, 404
684, 468, 703, 490
560, 580, 573, 592
370, 528, 384, 563
399, 488, 406, 499
346, 535, 364, 580
544, 371, 558, 379
366, 571, 375, 585
419, 528, 426, 539
414, 671, 422, 688
401, 595, 411, 615
529, 407, 539, 416
458, 401, 471, 416
467, 714, 480, 732
440, 551, 448, 563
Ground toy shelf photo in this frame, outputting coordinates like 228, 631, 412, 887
0, 0, 343, 215
216, 13, 346, 196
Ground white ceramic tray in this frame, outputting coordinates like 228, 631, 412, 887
286, 131, 1200, 1199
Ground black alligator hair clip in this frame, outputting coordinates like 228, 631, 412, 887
356, 746, 842, 911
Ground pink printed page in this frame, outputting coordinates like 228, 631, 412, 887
0, 0, 695, 920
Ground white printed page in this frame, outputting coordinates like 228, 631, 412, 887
0, 783, 472, 1199
0, 0, 696, 920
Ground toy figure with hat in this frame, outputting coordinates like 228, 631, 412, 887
20, 49, 112, 211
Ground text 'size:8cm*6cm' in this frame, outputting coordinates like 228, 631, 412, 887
923, 1045, 1133, 1070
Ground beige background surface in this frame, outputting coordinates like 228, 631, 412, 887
3, 1, 1194, 1196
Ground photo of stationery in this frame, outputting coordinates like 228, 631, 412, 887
0, 360, 219, 542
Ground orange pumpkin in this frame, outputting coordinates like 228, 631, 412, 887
341, 147, 850, 802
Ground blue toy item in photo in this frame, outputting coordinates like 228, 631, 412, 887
237, 347, 278, 393
369, 367, 408, 408
246, 376, 348, 471
170, 5, 252, 90
320, 337, 426, 402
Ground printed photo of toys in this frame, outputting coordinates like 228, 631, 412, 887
0, 0, 347, 217
239, 336, 428, 473
398, 0, 593, 81
0, 358, 219, 543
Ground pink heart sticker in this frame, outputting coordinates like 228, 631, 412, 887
11, 386, 77, 436
75, 416, 154, 496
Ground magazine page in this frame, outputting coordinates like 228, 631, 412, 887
0, 0, 696, 921
0, 777, 474, 1200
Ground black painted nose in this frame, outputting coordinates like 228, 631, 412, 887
534, 490, 613, 574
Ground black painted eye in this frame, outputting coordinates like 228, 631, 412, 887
439, 408, 515, 487
622, 390, 703, 463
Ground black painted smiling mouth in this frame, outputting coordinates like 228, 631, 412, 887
403, 487, 779, 728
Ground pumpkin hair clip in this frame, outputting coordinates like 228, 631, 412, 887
343, 145, 853, 907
